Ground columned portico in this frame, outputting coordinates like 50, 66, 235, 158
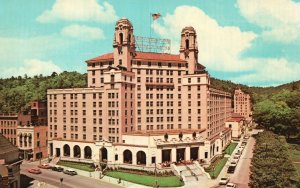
171, 148, 176, 162
185, 146, 191, 161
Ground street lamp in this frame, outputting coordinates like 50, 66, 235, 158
60, 178, 63, 188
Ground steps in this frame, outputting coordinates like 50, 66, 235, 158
172, 163, 209, 182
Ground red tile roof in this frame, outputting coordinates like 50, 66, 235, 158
86, 52, 186, 63
86, 53, 113, 62
226, 117, 244, 122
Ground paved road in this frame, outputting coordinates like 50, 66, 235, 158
230, 136, 255, 188
21, 163, 122, 188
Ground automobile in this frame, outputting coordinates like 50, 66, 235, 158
219, 177, 230, 185
232, 157, 239, 163
38, 164, 52, 169
230, 161, 238, 166
52, 166, 64, 172
28, 168, 42, 174
227, 165, 236, 173
63, 169, 77, 176
226, 183, 237, 188
244, 135, 250, 139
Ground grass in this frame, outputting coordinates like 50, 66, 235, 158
224, 142, 238, 155
57, 160, 94, 172
288, 144, 300, 162
204, 156, 228, 179
208, 157, 228, 179
105, 171, 183, 187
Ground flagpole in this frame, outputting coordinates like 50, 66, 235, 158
150, 13, 152, 38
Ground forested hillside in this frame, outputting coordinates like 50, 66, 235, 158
1, 71, 300, 138
0, 71, 86, 113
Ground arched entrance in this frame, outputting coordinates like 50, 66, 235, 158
63, 144, 70, 157
73, 145, 81, 158
136, 151, 146, 165
84, 146, 92, 159
99, 147, 108, 162
123, 150, 132, 164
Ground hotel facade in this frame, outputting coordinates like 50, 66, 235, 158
47, 18, 232, 170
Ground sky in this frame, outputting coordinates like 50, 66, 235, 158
1, 0, 300, 86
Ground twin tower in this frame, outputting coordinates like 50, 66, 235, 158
112, 18, 200, 74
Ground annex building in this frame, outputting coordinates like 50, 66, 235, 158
47, 18, 232, 171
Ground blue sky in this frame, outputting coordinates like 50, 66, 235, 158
1, 0, 300, 86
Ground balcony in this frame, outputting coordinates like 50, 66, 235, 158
145, 82, 174, 88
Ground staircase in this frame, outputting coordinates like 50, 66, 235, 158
172, 163, 208, 182
49, 156, 60, 166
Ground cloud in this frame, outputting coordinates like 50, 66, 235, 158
230, 58, 300, 86
61, 24, 105, 40
37, 0, 118, 23
1, 59, 62, 78
0, 35, 74, 66
237, 0, 300, 43
152, 5, 257, 72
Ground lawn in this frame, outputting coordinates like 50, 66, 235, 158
224, 142, 238, 155
208, 157, 228, 179
57, 160, 94, 172
105, 171, 183, 187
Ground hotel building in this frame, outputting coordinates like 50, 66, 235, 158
47, 18, 232, 171
233, 89, 252, 120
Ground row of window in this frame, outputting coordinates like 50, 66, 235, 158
0, 129, 16, 135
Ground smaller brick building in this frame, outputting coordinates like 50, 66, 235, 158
0, 101, 48, 161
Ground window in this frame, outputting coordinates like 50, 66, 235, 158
119, 59, 122, 65
188, 78, 191, 83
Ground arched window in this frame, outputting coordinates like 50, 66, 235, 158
128, 34, 131, 43
119, 33, 123, 44
136, 151, 146, 165
185, 39, 189, 49
123, 150, 132, 164
84, 146, 92, 159
63, 144, 70, 156
73, 145, 81, 158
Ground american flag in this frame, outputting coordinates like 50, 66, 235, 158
152, 13, 161, 21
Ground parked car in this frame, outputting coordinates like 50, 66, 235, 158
227, 165, 236, 174
28, 168, 42, 174
63, 169, 77, 176
52, 166, 64, 172
219, 177, 230, 185
230, 161, 238, 166
38, 164, 51, 169
244, 135, 250, 139
226, 183, 237, 188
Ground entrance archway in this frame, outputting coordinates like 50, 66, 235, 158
63, 144, 70, 157
84, 146, 92, 159
73, 145, 81, 158
190, 147, 199, 160
176, 148, 185, 162
100, 147, 108, 162
136, 151, 146, 165
162, 149, 171, 163
123, 150, 132, 164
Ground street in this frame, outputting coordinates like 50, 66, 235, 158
21, 163, 122, 188
212, 130, 258, 188
230, 135, 255, 188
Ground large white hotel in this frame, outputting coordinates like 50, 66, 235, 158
47, 18, 232, 171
